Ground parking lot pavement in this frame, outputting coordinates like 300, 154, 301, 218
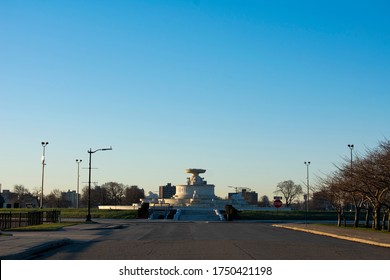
0, 220, 127, 260
1, 220, 389, 260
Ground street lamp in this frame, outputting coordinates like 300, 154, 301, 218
348, 144, 354, 171
86, 146, 112, 222
76, 159, 82, 208
304, 161, 311, 215
348, 144, 354, 212
40, 142, 49, 208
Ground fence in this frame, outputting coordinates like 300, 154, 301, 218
0, 210, 61, 230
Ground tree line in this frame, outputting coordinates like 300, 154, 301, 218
80, 182, 145, 207
266, 140, 390, 231
316, 140, 390, 230
0, 182, 145, 208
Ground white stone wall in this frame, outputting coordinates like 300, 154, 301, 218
174, 184, 215, 199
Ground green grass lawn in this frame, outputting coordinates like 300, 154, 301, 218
0, 208, 138, 219
4, 222, 80, 231
0, 208, 348, 220
0, 208, 358, 221
238, 210, 343, 220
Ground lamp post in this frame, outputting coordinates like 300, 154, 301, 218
348, 144, 354, 212
40, 142, 49, 208
348, 144, 354, 171
86, 146, 112, 222
304, 161, 311, 215
76, 159, 82, 208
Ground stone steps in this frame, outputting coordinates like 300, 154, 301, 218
178, 209, 221, 221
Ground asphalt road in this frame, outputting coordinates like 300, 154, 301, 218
32, 222, 390, 260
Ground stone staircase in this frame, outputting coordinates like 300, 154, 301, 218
177, 208, 222, 221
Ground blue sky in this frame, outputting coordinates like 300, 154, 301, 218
1, 0, 389, 199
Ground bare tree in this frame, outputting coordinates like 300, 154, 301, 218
12, 185, 39, 207
46, 189, 65, 208
259, 195, 271, 207
124, 185, 145, 205
317, 172, 349, 226
103, 182, 125, 205
81, 185, 109, 207
332, 160, 366, 227
13, 185, 29, 203
317, 139, 390, 230
377, 140, 390, 230
274, 180, 303, 207
354, 152, 388, 230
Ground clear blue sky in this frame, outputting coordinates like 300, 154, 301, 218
1, 0, 389, 200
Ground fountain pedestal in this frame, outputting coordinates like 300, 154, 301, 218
165, 169, 216, 207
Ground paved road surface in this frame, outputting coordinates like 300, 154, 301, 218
32, 222, 390, 260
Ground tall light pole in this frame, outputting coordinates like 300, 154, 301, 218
86, 146, 112, 222
304, 161, 311, 215
348, 144, 354, 171
76, 159, 82, 208
40, 142, 49, 208
348, 144, 354, 212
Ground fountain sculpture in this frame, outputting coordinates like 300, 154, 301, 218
165, 168, 216, 206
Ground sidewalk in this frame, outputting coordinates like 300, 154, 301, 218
273, 223, 390, 248
1, 221, 389, 260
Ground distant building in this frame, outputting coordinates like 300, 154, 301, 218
159, 183, 176, 199
1, 189, 39, 208
1, 190, 12, 208
228, 189, 258, 205
62, 190, 77, 208
242, 189, 258, 205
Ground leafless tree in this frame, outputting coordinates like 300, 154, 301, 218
13, 185, 29, 203
124, 185, 145, 205
103, 182, 125, 205
259, 195, 271, 207
354, 152, 388, 230
317, 172, 349, 226
45, 189, 66, 208
274, 180, 303, 207
318, 139, 390, 230
333, 160, 366, 227
81, 185, 109, 207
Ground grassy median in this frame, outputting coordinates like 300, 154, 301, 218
3, 222, 80, 231
0, 208, 345, 220
0, 208, 138, 219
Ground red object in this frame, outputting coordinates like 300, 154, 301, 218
273, 199, 282, 208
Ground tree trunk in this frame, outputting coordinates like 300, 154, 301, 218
372, 205, 381, 230
387, 210, 390, 232
364, 207, 371, 228
354, 207, 361, 228
337, 210, 342, 227
381, 209, 386, 231
342, 209, 347, 227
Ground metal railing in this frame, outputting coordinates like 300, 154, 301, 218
0, 210, 61, 230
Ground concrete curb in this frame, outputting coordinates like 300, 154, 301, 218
1, 238, 73, 260
273, 224, 390, 248
82, 224, 126, 230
